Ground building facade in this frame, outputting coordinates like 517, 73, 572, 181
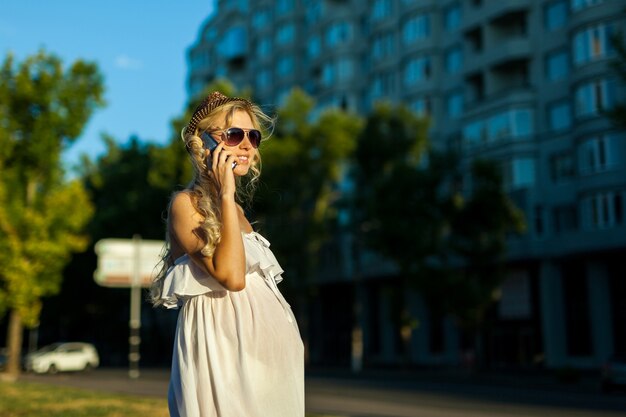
187, 0, 626, 370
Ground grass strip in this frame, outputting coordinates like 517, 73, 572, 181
0, 381, 344, 417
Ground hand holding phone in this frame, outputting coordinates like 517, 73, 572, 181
201, 131, 237, 169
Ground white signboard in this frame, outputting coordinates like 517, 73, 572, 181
94, 238, 165, 288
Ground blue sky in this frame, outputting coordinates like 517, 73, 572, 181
1, 0, 213, 171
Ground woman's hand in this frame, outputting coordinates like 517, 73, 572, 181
208, 141, 237, 198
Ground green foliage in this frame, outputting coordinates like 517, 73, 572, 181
254, 88, 363, 280
0, 49, 103, 326
352, 102, 525, 328
81, 136, 174, 241
352, 102, 432, 266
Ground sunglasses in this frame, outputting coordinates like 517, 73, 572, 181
209, 127, 262, 149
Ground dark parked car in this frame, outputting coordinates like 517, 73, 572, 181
602, 355, 626, 393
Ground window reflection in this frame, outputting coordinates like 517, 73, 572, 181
463, 109, 534, 147
573, 23, 614, 65
403, 13, 430, 44
545, 0, 568, 31
575, 78, 615, 117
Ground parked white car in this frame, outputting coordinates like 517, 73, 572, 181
25, 342, 99, 374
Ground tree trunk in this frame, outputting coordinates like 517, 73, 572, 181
5, 309, 24, 378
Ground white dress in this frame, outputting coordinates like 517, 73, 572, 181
161, 231, 304, 417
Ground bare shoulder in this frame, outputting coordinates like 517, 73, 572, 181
170, 191, 199, 216
169, 191, 206, 254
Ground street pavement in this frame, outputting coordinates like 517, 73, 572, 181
17, 367, 626, 417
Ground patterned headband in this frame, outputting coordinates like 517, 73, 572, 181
184, 91, 253, 138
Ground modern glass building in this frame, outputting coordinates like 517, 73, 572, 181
187, 0, 626, 370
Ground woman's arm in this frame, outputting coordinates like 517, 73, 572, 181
169, 191, 246, 291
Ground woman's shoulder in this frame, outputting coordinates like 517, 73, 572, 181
170, 190, 199, 216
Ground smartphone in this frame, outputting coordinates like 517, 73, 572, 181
201, 131, 237, 169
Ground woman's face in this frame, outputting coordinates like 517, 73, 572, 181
212, 110, 258, 176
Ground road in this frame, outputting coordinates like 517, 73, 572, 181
17, 368, 626, 417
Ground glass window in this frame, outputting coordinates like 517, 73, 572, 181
224, 0, 248, 12
444, 4, 461, 31
410, 97, 431, 116
447, 92, 464, 118
582, 190, 623, 230
445, 46, 463, 74
550, 153, 575, 182
252, 7, 271, 28
277, 56, 294, 77
277, 86, 292, 106
534, 205, 545, 237
548, 101, 572, 131
337, 58, 354, 81
512, 109, 533, 137
190, 50, 210, 70
575, 78, 616, 117
372, 31, 395, 60
256, 36, 272, 56
255, 69, 272, 92
546, 49, 569, 81
404, 56, 430, 86
502, 158, 535, 189
403, 13, 430, 44
305, 2, 322, 25
326, 21, 353, 46
218, 27, 247, 59
203, 27, 217, 42
372, 0, 392, 21
511, 158, 536, 189
553, 205, 578, 233
371, 71, 395, 99
276, 0, 294, 15
488, 113, 510, 141
463, 120, 486, 147
464, 108, 534, 147
571, 0, 603, 12
275, 23, 295, 45
321, 62, 334, 86
308, 36, 321, 58
573, 23, 614, 65
545, 0, 568, 31
578, 134, 620, 174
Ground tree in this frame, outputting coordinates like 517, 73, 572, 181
254, 89, 363, 283
352, 102, 525, 362
0, 50, 104, 377
81, 135, 175, 240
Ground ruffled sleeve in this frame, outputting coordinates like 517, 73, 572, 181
160, 254, 226, 309
243, 231, 295, 323
243, 232, 284, 285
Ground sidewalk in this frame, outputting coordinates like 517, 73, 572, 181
16, 366, 605, 397
13, 366, 625, 417
305, 366, 604, 395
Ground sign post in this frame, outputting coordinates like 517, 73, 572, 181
94, 237, 164, 379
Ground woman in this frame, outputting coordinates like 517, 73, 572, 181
151, 91, 304, 417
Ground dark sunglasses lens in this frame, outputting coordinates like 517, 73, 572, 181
225, 128, 261, 148
225, 128, 245, 145
249, 130, 262, 148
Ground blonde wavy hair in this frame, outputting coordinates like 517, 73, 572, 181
150, 95, 274, 306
